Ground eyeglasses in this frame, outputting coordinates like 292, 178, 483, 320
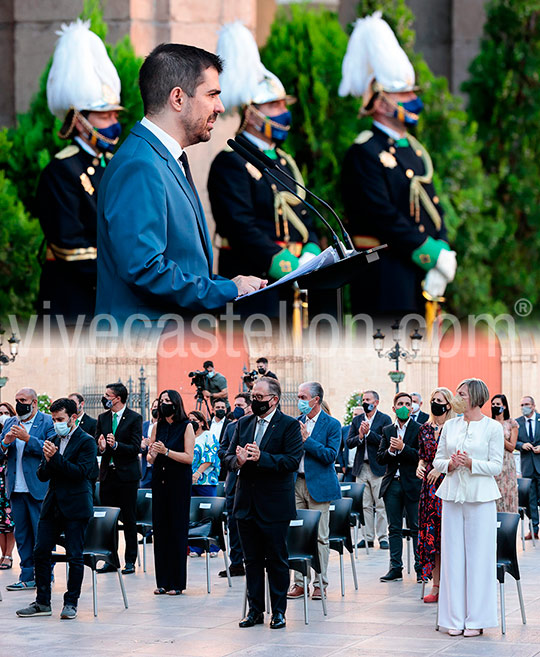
252, 394, 273, 402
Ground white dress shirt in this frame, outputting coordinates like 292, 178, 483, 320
363, 410, 377, 462
298, 410, 321, 474
434, 415, 504, 504
140, 116, 185, 174
14, 414, 38, 493
59, 424, 78, 455
389, 418, 410, 478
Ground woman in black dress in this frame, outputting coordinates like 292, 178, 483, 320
148, 389, 194, 595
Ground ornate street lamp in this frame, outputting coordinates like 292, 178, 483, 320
0, 326, 20, 401
372, 322, 423, 393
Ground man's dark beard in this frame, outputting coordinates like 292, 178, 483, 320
182, 112, 218, 146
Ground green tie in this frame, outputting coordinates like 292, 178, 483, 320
395, 137, 409, 148
112, 413, 118, 434
263, 148, 278, 160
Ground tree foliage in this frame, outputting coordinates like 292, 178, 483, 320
463, 0, 540, 317
343, 391, 362, 426
0, 0, 143, 318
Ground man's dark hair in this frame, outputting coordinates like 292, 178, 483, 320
235, 392, 252, 407
106, 383, 128, 404
203, 360, 214, 369
50, 397, 78, 417
393, 392, 412, 406
256, 357, 268, 365
139, 43, 223, 115
68, 392, 84, 404
364, 390, 380, 402
212, 398, 227, 408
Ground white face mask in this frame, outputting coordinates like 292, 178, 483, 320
411, 403, 420, 414
0, 414, 10, 426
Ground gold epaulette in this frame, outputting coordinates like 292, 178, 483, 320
54, 145, 79, 160
354, 130, 374, 145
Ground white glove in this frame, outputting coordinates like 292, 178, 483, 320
423, 268, 448, 300
297, 251, 317, 268
435, 249, 457, 282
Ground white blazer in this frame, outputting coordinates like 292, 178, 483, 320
434, 415, 504, 504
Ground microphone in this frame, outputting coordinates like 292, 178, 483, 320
235, 133, 354, 251
227, 139, 347, 260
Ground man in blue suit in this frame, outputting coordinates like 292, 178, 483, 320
288, 382, 341, 601
516, 395, 540, 539
0, 388, 55, 590
96, 43, 265, 321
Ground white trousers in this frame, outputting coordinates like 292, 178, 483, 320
356, 465, 388, 542
439, 500, 498, 630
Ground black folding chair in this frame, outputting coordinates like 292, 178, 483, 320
52, 506, 128, 617
517, 477, 535, 549
189, 497, 231, 593
287, 509, 328, 624
340, 482, 369, 557
329, 497, 358, 596
135, 488, 153, 573
93, 481, 100, 505
216, 481, 226, 497
497, 512, 526, 634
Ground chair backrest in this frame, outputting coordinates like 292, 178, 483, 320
84, 506, 121, 567
329, 497, 354, 550
216, 481, 225, 497
517, 477, 532, 511
189, 497, 227, 547
93, 482, 100, 506
287, 509, 322, 573
136, 488, 153, 526
340, 482, 366, 523
497, 512, 521, 581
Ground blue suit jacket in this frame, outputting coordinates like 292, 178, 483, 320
516, 412, 540, 477
96, 121, 238, 319
298, 411, 342, 503
0, 411, 55, 500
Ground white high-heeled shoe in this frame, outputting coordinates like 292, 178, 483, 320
463, 629, 483, 637
447, 629, 463, 636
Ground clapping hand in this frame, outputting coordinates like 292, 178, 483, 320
10, 425, 30, 442
43, 440, 58, 462
97, 434, 106, 452
236, 444, 248, 467
299, 422, 308, 442
359, 421, 370, 437
389, 436, 404, 453
246, 441, 260, 462
150, 440, 167, 456
106, 433, 116, 448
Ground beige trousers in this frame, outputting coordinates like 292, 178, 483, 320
294, 476, 330, 588
356, 463, 388, 542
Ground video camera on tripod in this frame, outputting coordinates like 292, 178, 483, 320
188, 370, 211, 414
243, 369, 258, 385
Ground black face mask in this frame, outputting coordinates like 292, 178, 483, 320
362, 402, 375, 413
160, 402, 175, 417
257, 366, 266, 374
101, 396, 113, 410
190, 420, 200, 432
151, 408, 158, 419
251, 399, 272, 417
215, 409, 226, 420
16, 401, 33, 418
491, 405, 504, 418
431, 401, 449, 417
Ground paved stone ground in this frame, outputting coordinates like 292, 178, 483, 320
1, 533, 540, 657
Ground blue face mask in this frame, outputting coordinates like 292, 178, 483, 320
298, 399, 312, 415
207, 371, 216, 379
54, 421, 71, 437
91, 121, 122, 152
393, 97, 424, 126
259, 110, 291, 143
232, 406, 245, 420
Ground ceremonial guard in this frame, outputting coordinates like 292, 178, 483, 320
339, 12, 457, 319
208, 22, 321, 317
36, 20, 123, 319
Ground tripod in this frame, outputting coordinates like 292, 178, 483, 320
194, 387, 212, 420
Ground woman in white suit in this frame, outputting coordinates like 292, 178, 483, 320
434, 378, 504, 637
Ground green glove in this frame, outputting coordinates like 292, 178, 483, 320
411, 237, 450, 272
301, 242, 322, 257
269, 248, 299, 280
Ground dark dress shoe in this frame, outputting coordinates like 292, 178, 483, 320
380, 568, 403, 582
96, 564, 116, 574
219, 564, 245, 577
357, 539, 374, 548
379, 540, 389, 550
239, 611, 264, 628
122, 563, 136, 574
270, 612, 286, 629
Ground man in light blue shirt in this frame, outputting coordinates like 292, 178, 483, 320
0, 388, 55, 590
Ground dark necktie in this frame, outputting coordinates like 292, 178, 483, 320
178, 151, 197, 197
529, 418, 534, 442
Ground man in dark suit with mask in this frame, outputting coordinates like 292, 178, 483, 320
224, 377, 303, 630
377, 392, 421, 582
95, 383, 142, 574
516, 395, 540, 539
347, 390, 392, 550
15, 397, 97, 619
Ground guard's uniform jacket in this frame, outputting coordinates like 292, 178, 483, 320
342, 125, 448, 315
36, 143, 112, 317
